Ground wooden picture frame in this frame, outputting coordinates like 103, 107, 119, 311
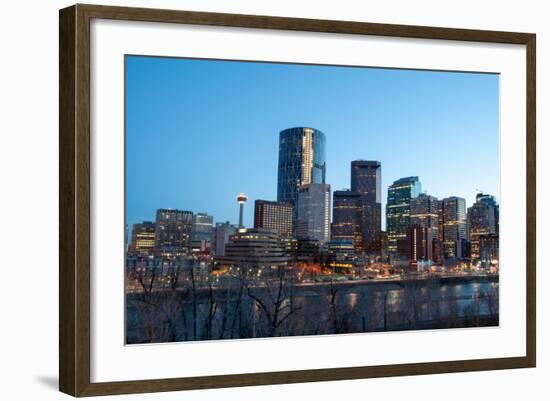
59, 3, 536, 397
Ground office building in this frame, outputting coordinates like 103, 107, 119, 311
331, 190, 362, 249
216, 228, 289, 271
410, 193, 439, 261
212, 221, 238, 257
410, 194, 439, 235
442, 197, 467, 258
154, 208, 193, 253
191, 213, 214, 243
350, 160, 382, 253
468, 193, 499, 259
386, 176, 422, 258
476, 193, 499, 233
408, 225, 433, 261
277, 127, 326, 209
437, 199, 445, 242
479, 233, 499, 268
324, 239, 356, 270
254, 200, 293, 238
130, 221, 156, 255
296, 183, 331, 244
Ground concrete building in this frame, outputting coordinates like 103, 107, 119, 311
212, 221, 238, 257
254, 200, 293, 238
216, 228, 289, 272
154, 209, 193, 253
408, 225, 434, 262
129, 221, 156, 255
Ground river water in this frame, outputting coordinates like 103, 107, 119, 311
126, 278, 499, 344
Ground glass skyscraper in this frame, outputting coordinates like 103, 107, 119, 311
442, 196, 467, 258
331, 190, 362, 249
467, 193, 498, 259
409, 193, 440, 262
277, 127, 326, 208
296, 183, 331, 244
386, 176, 422, 258
191, 213, 214, 243
410, 193, 439, 236
351, 160, 382, 253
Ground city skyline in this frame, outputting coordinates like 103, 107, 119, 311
126, 56, 499, 230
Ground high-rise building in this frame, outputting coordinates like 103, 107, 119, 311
296, 183, 331, 244
410, 194, 439, 235
467, 193, 498, 259
408, 193, 440, 260
408, 225, 433, 261
442, 197, 467, 258
331, 190, 362, 249
124, 223, 129, 253
437, 199, 445, 242
154, 209, 193, 253
479, 233, 499, 268
254, 200, 293, 238
350, 160, 382, 253
468, 193, 499, 259
476, 193, 499, 234
386, 177, 422, 258
277, 127, 326, 209
216, 228, 289, 272
191, 213, 214, 243
130, 221, 156, 255
212, 221, 238, 257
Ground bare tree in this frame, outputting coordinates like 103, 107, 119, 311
244, 267, 302, 337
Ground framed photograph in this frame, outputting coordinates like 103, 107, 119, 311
59, 4, 536, 397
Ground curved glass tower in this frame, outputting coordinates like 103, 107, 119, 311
277, 127, 326, 207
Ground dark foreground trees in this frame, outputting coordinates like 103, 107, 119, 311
126, 267, 499, 344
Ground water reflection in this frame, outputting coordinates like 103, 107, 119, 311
126, 280, 499, 344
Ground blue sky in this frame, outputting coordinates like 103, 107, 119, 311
126, 55, 499, 230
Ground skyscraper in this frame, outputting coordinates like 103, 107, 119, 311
331, 190, 362, 249
408, 225, 433, 261
467, 193, 498, 259
191, 213, 214, 243
479, 233, 499, 268
410, 193, 439, 262
154, 209, 193, 253
254, 200, 293, 238
212, 221, 238, 257
350, 160, 382, 253
476, 193, 499, 234
410, 194, 439, 234
442, 197, 467, 258
296, 183, 331, 244
437, 199, 445, 243
386, 176, 422, 258
277, 127, 326, 208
